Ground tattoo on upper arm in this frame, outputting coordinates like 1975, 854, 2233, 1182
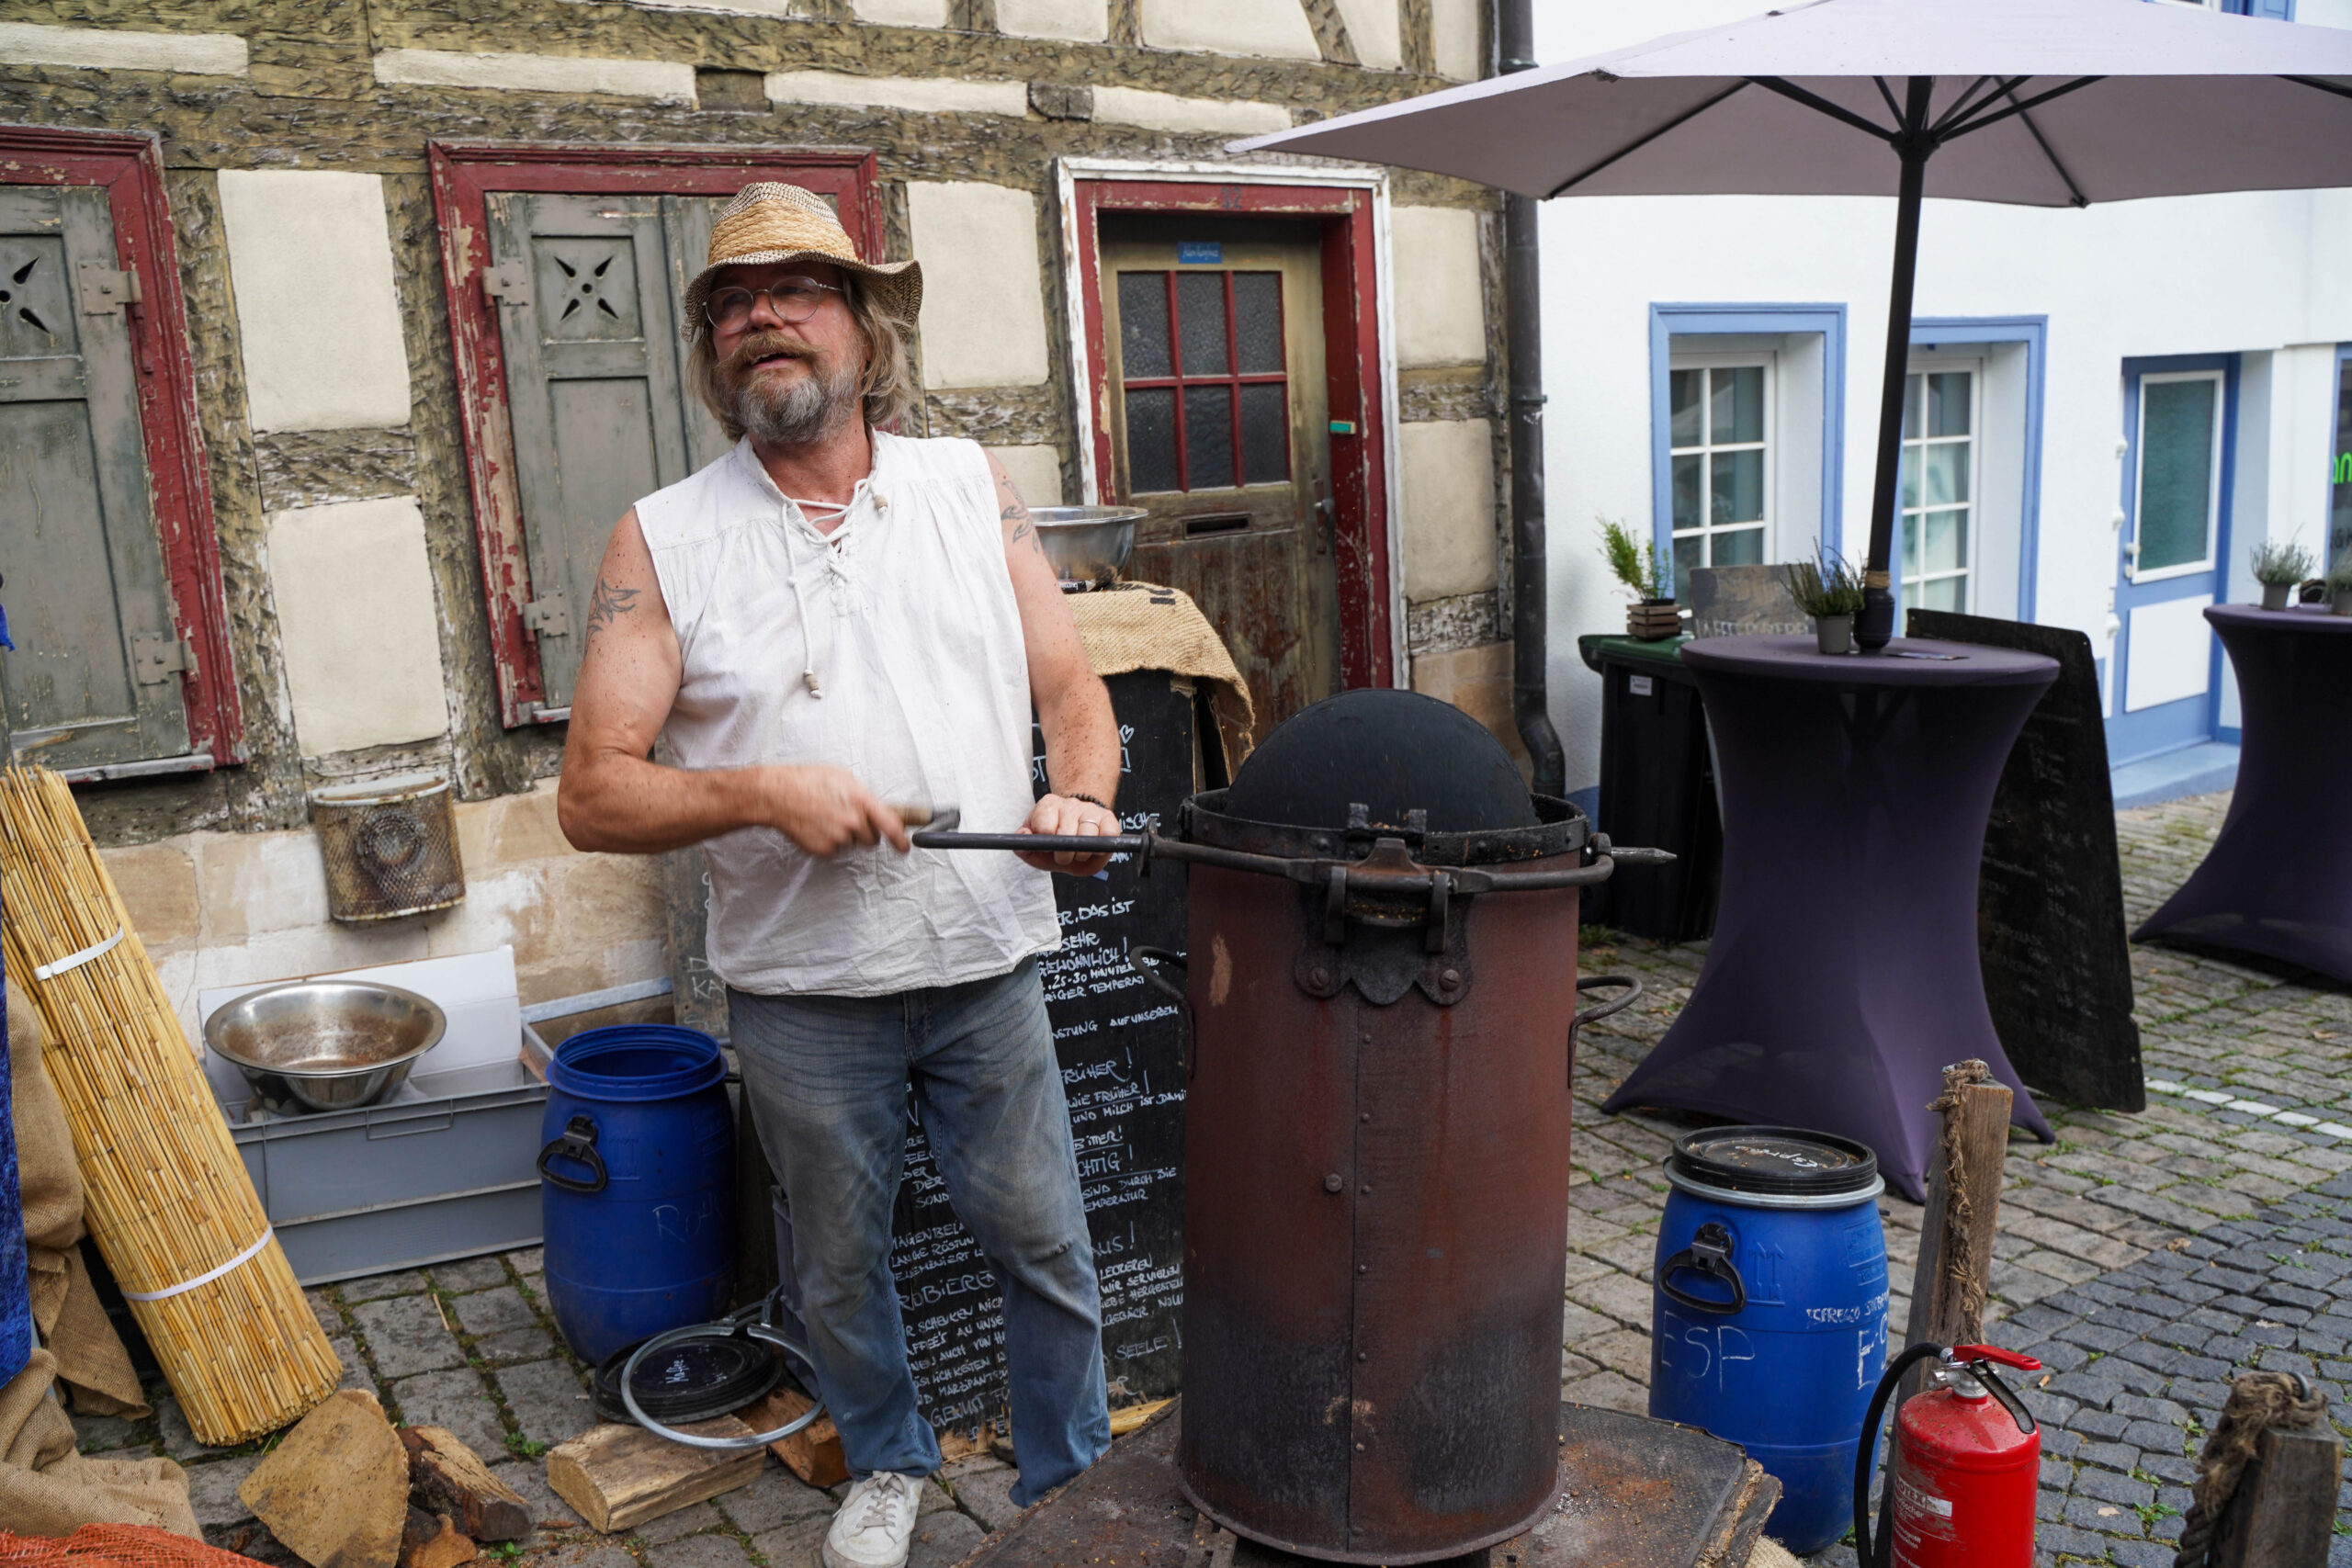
999, 490, 1046, 558
585, 575, 641, 641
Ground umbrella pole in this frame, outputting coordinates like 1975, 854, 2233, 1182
1857, 82, 1935, 653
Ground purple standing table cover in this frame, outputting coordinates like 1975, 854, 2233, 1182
2133, 604, 2352, 984
1602, 636, 2058, 1201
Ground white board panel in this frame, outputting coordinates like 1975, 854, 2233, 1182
2123, 595, 2214, 713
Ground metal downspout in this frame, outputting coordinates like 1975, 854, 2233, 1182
1498, 0, 1566, 795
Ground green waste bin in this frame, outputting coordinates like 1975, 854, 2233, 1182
1577, 633, 1723, 942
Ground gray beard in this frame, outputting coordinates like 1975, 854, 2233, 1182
731, 355, 861, 447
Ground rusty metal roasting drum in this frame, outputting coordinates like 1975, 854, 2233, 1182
1131, 689, 1651, 1563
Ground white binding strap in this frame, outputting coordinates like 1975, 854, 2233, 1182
122, 1228, 274, 1303
33, 929, 123, 981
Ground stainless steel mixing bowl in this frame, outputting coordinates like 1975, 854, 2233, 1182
203, 979, 448, 1112
1030, 506, 1148, 585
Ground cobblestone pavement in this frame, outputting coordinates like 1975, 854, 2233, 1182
71, 789, 2350, 1566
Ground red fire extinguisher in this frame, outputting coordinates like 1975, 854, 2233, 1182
1852, 1341, 2043, 1568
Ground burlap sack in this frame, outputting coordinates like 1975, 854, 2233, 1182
0, 1351, 193, 1539
1068, 582, 1255, 775
6, 981, 145, 1419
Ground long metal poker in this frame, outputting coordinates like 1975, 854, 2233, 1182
900, 805, 1147, 855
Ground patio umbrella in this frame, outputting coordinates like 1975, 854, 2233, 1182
1235, 0, 2352, 650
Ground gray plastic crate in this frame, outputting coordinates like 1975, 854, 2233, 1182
220, 1030, 551, 1285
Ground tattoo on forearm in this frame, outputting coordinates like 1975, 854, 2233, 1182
585, 575, 640, 640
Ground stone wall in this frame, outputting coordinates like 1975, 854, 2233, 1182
4, 0, 1514, 1010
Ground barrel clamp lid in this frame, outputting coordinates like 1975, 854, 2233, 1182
1665, 1125, 1885, 1208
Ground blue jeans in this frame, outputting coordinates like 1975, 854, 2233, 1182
729, 959, 1110, 1504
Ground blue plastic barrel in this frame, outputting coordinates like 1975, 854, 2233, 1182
1646, 1126, 1887, 1556
539, 1025, 734, 1366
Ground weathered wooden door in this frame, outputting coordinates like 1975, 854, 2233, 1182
1101, 218, 1338, 729
0, 185, 191, 769
487, 191, 698, 711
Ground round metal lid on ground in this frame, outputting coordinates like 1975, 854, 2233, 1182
591, 1330, 784, 1427
1665, 1125, 1883, 1207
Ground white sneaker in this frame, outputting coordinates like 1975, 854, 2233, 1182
822, 1472, 922, 1568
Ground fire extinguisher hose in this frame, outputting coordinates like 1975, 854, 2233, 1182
1852, 1342, 1948, 1568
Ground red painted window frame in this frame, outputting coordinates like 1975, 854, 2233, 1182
429, 141, 882, 727
1069, 177, 1395, 691
0, 124, 243, 768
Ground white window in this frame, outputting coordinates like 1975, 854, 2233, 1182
2130, 369, 2225, 582
1900, 363, 1978, 613
1668, 357, 1771, 585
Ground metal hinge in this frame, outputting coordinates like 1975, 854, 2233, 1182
77, 262, 143, 314
482, 263, 532, 306
131, 635, 194, 684
522, 594, 572, 637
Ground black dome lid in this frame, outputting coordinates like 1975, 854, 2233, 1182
1225, 688, 1537, 835
592, 1331, 783, 1426
1668, 1125, 1880, 1198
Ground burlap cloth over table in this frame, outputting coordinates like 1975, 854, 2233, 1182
0, 979, 193, 1538
1066, 582, 1256, 776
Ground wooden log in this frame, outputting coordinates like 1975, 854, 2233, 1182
238, 1389, 412, 1568
545, 1416, 766, 1534
1902, 1064, 2012, 1398
399, 1510, 478, 1568
2209, 1424, 2343, 1568
399, 1426, 535, 1542
740, 1385, 849, 1488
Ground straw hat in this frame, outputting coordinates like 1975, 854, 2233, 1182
680, 182, 922, 344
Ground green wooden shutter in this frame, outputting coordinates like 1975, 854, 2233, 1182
659, 194, 737, 473
487, 192, 695, 712
0, 185, 191, 769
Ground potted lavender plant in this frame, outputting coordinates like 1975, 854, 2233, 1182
1598, 517, 1679, 639
2249, 539, 2315, 611
1783, 547, 1867, 654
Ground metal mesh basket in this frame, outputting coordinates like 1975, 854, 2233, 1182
309, 773, 465, 921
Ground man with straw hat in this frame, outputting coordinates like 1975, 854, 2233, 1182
559, 182, 1119, 1568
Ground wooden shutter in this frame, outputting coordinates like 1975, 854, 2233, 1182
0, 185, 192, 769
485, 192, 696, 713
659, 194, 738, 473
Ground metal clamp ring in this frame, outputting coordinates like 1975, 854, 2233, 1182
618, 1292, 829, 1450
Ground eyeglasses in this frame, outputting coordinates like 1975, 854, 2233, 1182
705, 276, 843, 331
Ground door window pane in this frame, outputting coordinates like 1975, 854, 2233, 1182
1711, 367, 1764, 445
1126, 387, 1179, 493
1233, 274, 1283, 374
1925, 371, 1970, 437
1117, 273, 1171, 378
1712, 448, 1765, 525
1238, 382, 1288, 485
1900, 367, 1976, 615
1670, 369, 1702, 447
1713, 525, 1765, 566
2138, 377, 2218, 572
1671, 454, 1702, 531
1176, 272, 1228, 376
1183, 384, 1235, 490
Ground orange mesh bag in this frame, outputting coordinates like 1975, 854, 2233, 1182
0, 1527, 265, 1568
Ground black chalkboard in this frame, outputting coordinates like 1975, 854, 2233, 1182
888, 670, 1197, 1428
1906, 610, 2143, 1111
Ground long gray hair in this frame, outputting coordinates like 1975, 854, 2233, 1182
689, 273, 921, 440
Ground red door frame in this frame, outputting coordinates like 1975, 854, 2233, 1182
0, 124, 243, 768
1067, 175, 1396, 692
429, 141, 881, 727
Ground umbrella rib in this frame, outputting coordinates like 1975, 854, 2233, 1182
2003, 89, 2089, 209
1930, 75, 2014, 138
1871, 75, 1905, 125
1939, 75, 2104, 141
1543, 80, 1758, 198
1745, 75, 1898, 143
2284, 74, 2352, 105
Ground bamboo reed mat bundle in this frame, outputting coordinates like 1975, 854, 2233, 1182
0, 768, 340, 1444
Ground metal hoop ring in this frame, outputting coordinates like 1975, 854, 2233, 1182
617, 1300, 830, 1450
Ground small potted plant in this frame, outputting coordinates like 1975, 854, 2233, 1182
1782, 547, 1868, 654
1598, 517, 1679, 639
2249, 539, 2315, 610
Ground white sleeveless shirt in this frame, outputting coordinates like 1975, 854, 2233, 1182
636, 432, 1060, 998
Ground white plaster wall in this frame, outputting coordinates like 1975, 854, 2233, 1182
266, 498, 450, 757
1430, 0, 1483, 80
989, 445, 1067, 508
1330, 0, 1402, 69
0, 22, 247, 74
764, 71, 1024, 115
995, 0, 1109, 42
1138, 0, 1318, 60
850, 0, 948, 22
218, 171, 413, 434
372, 48, 695, 101
1091, 87, 1289, 136
906, 182, 1052, 389
1399, 419, 1498, 600
1391, 207, 1487, 368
